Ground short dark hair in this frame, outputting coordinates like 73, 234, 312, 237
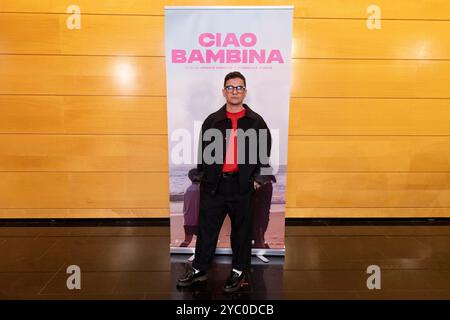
188, 168, 201, 183
224, 71, 246, 87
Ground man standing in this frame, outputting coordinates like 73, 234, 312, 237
177, 71, 272, 293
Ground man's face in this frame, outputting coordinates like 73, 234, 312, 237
222, 77, 247, 106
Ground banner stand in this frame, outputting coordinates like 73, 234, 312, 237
165, 6, 293, 260
170, 247, 286, 257
182, 252, 272, 264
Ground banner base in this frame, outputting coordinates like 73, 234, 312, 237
170, 247, 285, 256
256, 254, 270, 263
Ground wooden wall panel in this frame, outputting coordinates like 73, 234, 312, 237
286, 173, 450, 208
0, 208, 169, 218
0, 0, 449, 218
3, 134, 448, 173
2, 56, 449, 98
2, 14, 449, 59
0, 135, 168, 171
294, 19, 450, 59
291, 59, 450, 98
2, 96, 449, 136
1, 0, 449, 19
0, 172, 169, 208
285, 207, 450, 218
0, 13, 165, 56
0, 56, 165, 96
287, 136, 450, 172
289, 98, 450, 136
0, 96, 167, 134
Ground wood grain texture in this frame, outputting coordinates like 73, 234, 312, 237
0, 135, 168, 171
0, 96, 167, 134
2, 14, 449, 59
1, 0, 449, 218
2, 56, 450, 98
1, 0, 449, 19
286, 172, 450, 208
0, 172, 169, 208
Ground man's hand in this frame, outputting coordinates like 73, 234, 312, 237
253, 181, 262, 190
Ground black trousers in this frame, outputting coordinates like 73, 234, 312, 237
192, 174, 255, 272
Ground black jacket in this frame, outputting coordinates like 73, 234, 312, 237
197, 104, 272, 195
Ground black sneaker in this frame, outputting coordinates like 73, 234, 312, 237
222, 271, 245, 293
177, 268, 208, 287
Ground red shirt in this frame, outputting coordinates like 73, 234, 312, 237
222, 107, 246, 172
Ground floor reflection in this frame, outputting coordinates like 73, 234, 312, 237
171, 255, 284, 300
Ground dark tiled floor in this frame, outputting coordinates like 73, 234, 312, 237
0, 223, 449, 299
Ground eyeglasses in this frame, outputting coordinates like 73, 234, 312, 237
224, 85, 246, 93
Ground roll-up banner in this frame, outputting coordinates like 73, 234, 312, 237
165, 6, 293, 256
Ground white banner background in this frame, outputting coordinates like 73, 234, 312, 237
165, 6, 293, 255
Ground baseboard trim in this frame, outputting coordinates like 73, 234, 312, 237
0, 217, 449, 227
